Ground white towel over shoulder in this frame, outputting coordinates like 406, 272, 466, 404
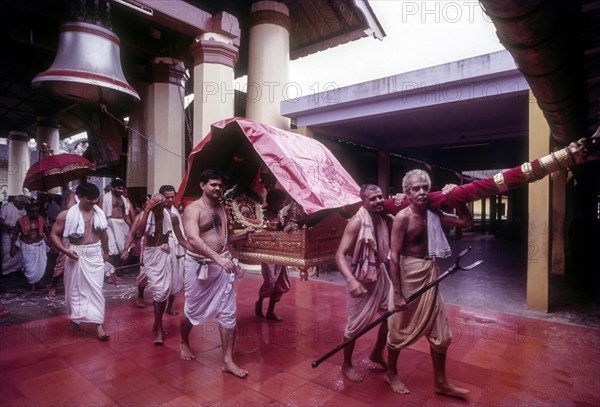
63, 205, 108, 239
145, 209, 173, 237
102, 192, 130, 217
427, 210, 451, 259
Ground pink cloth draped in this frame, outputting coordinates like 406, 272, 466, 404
175, 118, 361, 214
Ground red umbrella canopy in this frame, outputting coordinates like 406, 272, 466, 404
23, 153, 96, 191
175, 118, 361, 215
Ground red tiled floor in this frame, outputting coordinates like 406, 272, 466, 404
1, 276, 599, 406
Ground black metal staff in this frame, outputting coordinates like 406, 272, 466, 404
311, 246, 483, 368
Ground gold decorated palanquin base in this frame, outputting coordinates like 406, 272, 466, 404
231, 211, 347, 280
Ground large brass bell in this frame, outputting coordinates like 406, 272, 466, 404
31, 21, 140, 111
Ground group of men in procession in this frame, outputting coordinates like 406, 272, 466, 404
1, 129, 597, 399
0, 167, 473, 397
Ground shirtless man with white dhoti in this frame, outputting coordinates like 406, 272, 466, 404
159, 184, 186, 316
50, 182, 111, 341
123, 193, 188, 345
179, 169, 254, 378
10, 201, 50, 292
98, 178, 133, 284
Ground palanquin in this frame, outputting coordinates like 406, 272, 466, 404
175, 118, 361, 279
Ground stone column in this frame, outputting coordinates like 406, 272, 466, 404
146, 58, 189, 193
190, 32, 239, 145
527, 90, 550, 312
34, 116, 61, 194
7, 131, 30, 196
126, 78, 149, 203
246, 1, 291, 129
34, 116, 60, 155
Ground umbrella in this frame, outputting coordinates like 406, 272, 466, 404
23, 153, 96, 191
175, 118, 361, 215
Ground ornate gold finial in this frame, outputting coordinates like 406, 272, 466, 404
493, 172, 508, 193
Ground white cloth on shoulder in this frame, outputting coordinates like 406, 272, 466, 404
102, 192, 130, 217
63, 204, 108, 239
427, 210, 451, 259
145, 209, 173, 236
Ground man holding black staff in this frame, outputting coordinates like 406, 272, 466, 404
386, 169, 472, 397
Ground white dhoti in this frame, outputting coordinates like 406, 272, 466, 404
63, 242, 106, 324
344, 264, 391, 338
183, 256, 236, 329
169, 235, 184, 295
144, 244, 172, 303
106, 218, 129, 256
18, 240, 47, 285
1, 231, 22, 275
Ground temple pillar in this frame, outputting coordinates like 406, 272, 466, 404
126, 79, 149, 202
246, 1, 291, 129
527, 90, 551, 312
378, 150, 390, 197
7, 131, 30, 196
190, 30, 239, 145
34, 116, 61, 194
294, 126, 314, 138
146, 58, 189, 193
34, 116, 60, 155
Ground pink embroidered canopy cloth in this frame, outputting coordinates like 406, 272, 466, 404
175, 117, 361, 214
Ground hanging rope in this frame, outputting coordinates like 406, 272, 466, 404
100, 105, 185, 160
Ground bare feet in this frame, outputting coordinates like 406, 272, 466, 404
152, 323, 169, 336
48, 287, 56, 297
166, 309, 179, 316
69, 320, 81, 331
342, 365, 363, 382
435, 383, 469, 399
265, 313, 283, 322
136, 298, 146, 308
96, 325, 110, 342
385, 373, 410, 394
107, 274, 119, 286
369, 354, 387, 370
153, 331, 164, 345
222, 361, 248, 378
254, 300, 263, 318
180, 342, 196, 360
